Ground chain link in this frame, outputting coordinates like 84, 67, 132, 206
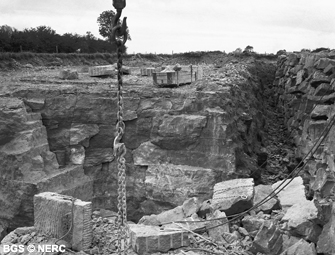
111, 1, 129, 254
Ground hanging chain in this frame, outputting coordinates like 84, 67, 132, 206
111, 1, 129, 254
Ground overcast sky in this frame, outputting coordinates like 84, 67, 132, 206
0, 0, 334, 54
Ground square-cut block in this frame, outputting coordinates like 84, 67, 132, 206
129, 224, 189, 255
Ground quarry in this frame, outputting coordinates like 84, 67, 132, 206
0, 48, 334, 255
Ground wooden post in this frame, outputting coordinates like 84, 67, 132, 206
56, 45, 58, 53
20, 45, 22, 52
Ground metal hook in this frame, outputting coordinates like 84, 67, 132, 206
111, 1, 128, 45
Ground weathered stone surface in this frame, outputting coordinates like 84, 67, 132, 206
251, 220, 283, 255
211, 178, 254, 215
310, 70, 331, 87
133, 141, 167, 166
151, 114, 207, 150
314, 58, 335, 70
281, 239, 317, 255
324, 63, 335, 75
253, 185, 280, 213
1, 57, 270, 228
69, 124, 99, 146
59, 69, 79, 80
129, 224, 189, 255
88, 65, 116, 77
84, 148, 114, 167
272, 177, 307, 210
242, 215, 266, 237
206, 210, 229, 242
182, 197, 201, 217
282, 200, 321, 242
156, 206, 185, 224
317, 202, 335, 255
34, 192, 92, 251
145, 164, 217, 206
0, 223, 7, 241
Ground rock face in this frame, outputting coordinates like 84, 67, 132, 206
273, 50, 335, 254
0, 97, 93, 232
0, 58, 274, 229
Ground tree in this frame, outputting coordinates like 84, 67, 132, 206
97, 10, 131, 43
243, 45, 254, 54
0, 25, 13, 51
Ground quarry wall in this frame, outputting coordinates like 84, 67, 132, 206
0, 59, 274, 236
273, 50, 335, 218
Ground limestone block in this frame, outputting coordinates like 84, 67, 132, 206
182, 197, 201, 217
281, 239, 317, 255
211, 178, 254, 215
317, 202, 335, 254
88, 65, 116, 77
59, 69, 79, 80
145, 164, 216, 206
296, 69, 305, 85
129, 224, 189, 255
251, 221, 283, 255
24, 98, 45, 111
324, 63, 335, 75
310, 70, 331, 88
313, 83, 332, 96
84, 148, 114, 167
140, 67, 156, 76
156, 206, 185, 224
282, 200, 321, 242
34, 192, 92, 251
272, 177, 307, 210
242, 215, 266, 237
69, 124, 99, 146
206, 210, 230, 242
253, 185, 280, 213
133, 141, 167, 166
314, 58, 335, 70
151, 114, 207, 150
311, 105, 333, 119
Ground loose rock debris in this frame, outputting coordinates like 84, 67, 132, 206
0, 176, 319, 255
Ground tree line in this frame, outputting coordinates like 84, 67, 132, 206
0, 25, 117, 53
0, 10, 131, 54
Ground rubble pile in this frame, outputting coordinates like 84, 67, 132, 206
1, 177, 322, 255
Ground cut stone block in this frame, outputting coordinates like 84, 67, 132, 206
59, 69, 79, 80
211, 178, 254, 215
272, 177, 307, 210
34, 192, 92, 251
140, 67, 156, 76
129, 224, 189, 255
282, 200, 321, 243
88, 65, 116, 77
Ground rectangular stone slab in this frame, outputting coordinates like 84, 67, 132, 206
88, 65, 116, 77
34, 192, 92, 251
129, 224, 189, 255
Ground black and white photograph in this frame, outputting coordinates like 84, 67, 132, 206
0, 1, 335, 254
